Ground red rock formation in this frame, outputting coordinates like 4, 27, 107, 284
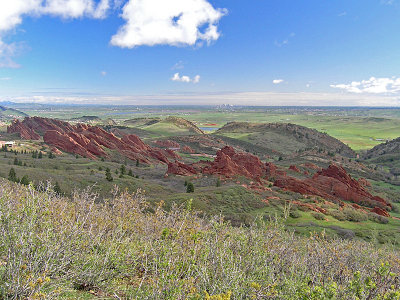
358, 178, 371, 187
289, 165, 301, 173
167, 161, 197, 176
9, 117, 176, 164
274, 164, 391, 215
7, 119, 40, 140
371, 207, 390, 218
202, 146, 264, 180
182, 145, 195, 154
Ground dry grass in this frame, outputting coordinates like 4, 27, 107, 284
0, 179, 399, 299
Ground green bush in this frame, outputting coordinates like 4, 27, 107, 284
312, 212, 326, 220
343, 207, 368, 222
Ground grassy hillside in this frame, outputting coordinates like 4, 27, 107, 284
0, 180, 400, 299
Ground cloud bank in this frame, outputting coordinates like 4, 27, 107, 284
331, 77, 400, 94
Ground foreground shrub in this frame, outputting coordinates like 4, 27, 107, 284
0, 179, 399, 299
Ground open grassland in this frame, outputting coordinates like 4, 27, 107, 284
1, 180, 400, 299
12, 106, 400, 151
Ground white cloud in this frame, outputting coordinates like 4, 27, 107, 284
0, 0, 110, 68
101, 70, 107, 76
171, 72, 200, 83
330, 77, 400, 94
273, 79, 284, 84
110, 0, 227, 48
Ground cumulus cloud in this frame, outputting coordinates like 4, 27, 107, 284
110, 0, 227, 48
101, 70, 107, 76
171, 73, 200, 83
0, 0, 110, 67
273, 79, 284, 84
330, 77, 400, 94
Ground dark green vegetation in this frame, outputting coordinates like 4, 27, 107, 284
0, 105, 27, 121
1, 180, 400, 299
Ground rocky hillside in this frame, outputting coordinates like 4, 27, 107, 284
0, 106, 28, 121
216, 122, 356, 157
365, 137, 400, 159
7, 117, 179, 163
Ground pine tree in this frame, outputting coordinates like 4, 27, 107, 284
48, 151, 54, 159
20, 175, 30, 186
136, 159, 140, 167
120, 164, 126, 175
54, 181, 62, 195
216, 178, 221, 187
38, 151, 43, 159
8, 168, 17, 182
105, 168, 113, 182
128, 169, 133, 177
186, 182, 194, 193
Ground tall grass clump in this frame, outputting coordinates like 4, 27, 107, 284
0, 179, 399, 299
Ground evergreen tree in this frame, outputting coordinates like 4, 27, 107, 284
48, 151, 54, 159
13, 157, 18, 165
120, 164, 126, 175
128, 169, 133, 177
184, 180, 188, 186
136, 159, 140, 167
54, 181, 62, 195
38, 152, 43, 159
216, 178, 221, 187
186, 182, 194, 193
32, 151, 37, 158
105, 168, 113, 182
8, 168, 17, 182
20, 175, 30, 186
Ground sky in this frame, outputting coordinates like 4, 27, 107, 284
1, 0, 400, 106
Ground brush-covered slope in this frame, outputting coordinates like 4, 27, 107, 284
1, 179, 400, 299
125, 116, 204, 137
0, 105, 28, 121
215, 122, 356, 157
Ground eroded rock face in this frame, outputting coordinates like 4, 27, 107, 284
274, 164, 391, 214
289, 165, 301, 173
202, 146, 264, 180
9, 117, 175, 164
182, 145, 195, 154
7, 119, 40, 140
371, 207, 390, 218
167, 161, 197, 176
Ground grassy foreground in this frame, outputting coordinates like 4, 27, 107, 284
1, 180, 400, 299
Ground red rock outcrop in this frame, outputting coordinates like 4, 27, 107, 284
7, 119, 40, 140
202, 146, 264, 180
167, 161, 197, 176
358, 178, 371, 187
274, 164, 391, 215
289, 165, 301, 173
9, 117, 177, 164
371, 207, 390, 218
182, 145, 195, 154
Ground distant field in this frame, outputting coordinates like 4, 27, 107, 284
9, 106, 400, 151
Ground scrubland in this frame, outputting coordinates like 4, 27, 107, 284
0, 180, 400, 299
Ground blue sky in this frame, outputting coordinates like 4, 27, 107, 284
1, 0, 400, 106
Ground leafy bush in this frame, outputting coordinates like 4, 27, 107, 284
343, 207, 368, 222
368, 213, 389, 224
289, 210, 301, 218
312, 212, 326, 220
328, 209, 346, 221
